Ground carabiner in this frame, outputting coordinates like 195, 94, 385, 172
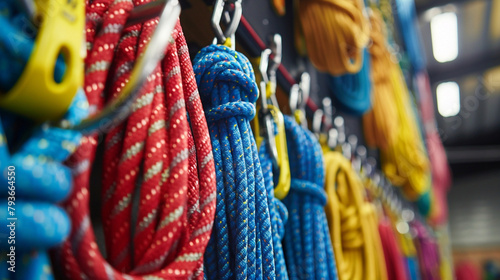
289, 72, 310, 129
256, 38, 290, 200
211, 0, 242, 47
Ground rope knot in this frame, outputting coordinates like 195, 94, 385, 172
290, 179, 327, 206
205, 102, 256, 123
193, 45, 259, 108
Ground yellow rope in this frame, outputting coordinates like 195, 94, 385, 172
324, 151, 388, 280
363, 10, 399, 149
362, 10, 430, 200
296, 0, 370, 75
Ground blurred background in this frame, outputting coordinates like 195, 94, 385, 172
416, 0, 500, 277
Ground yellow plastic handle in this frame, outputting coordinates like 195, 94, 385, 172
267, 104, 291, 200
0, 0, 84, 121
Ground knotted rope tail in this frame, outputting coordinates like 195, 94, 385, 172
54, 0, 216, 278
296, 0, 370, 75
282, 115, 337, 280
193, 44, 280, 279
323, 151, 386, 280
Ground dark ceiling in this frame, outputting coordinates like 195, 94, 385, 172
415, 0, 500, 165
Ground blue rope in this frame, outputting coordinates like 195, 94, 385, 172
259, 141, 289, 280
0, 89, 88, 279
194, 44, 285, 279
394, 0, 426, 72
407, 256, 421, 280
329, 49, 372, 116
282, 115, 338, 280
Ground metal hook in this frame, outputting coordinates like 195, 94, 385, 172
299, 72, 310, 113
289, 84, 300, 113
322, 97, 333, 131
268, 34, 282, 78
54, 0, 181, 135
334, 116, 346, 145
268, 34, 282, 108
211, 0, 242, 45
312, 109, 324, 136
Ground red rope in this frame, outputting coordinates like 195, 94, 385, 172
378, 219, 409, 280
54, 1, 216, 279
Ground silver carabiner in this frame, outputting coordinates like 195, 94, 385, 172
211, 0, 242, 46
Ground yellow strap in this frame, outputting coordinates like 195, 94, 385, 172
324, 151, 388, 280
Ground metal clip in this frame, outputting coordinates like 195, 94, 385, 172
312, 109, 323, 137
289, 72, 310, 128
211, 0, 242, 47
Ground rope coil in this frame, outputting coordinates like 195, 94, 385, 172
194, 44, 287, 279
323, 151, 387, 280
55, 0, 216, 278
282, 115, 338, 280
296, 0, 370, 75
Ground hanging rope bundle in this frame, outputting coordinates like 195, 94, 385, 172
282, 115, 337, 280
55, 0, 216, 278
323, 151, 387, 280
0, 90, 88, 279
380, 65, 430, 201
362, 11, 399, 150
259, 142, 290, 279
362, 11, 430, 201
416, 72, 451, 225
296, 0, 370, 75
329, 48, 372, 116
193, 44, 284, 279
394, 0, 426, 72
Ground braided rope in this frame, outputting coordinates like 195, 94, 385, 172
259, 142, 289, 279
193, 44, 283, 279
329, 49, 372, 116
54, 1, 216, 278
323, 151, 387, 280
282, 115, 338, 280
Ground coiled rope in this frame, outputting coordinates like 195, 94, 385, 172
362, 10, 399, 150
394, 0, 426, 72
55, 0, 216, 278
329, 49, 372, 116
0, 90, 87, 279
415, 72, 451, 225
379, 64, 430, 201
296, 0, 370, 75
282, 115, 337, 280
259, 142, 290, 279
323, 151, 387, 280
362, 10, 430, 201
193, 44, 284, 279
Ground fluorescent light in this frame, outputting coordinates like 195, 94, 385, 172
436, 81, 460, 117
430, 12, 458, 63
